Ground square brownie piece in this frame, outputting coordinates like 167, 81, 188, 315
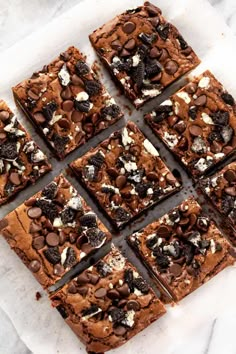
0, 100, 51, 205
127, 197, 235, 301
89, 1, 200, 108
0, 174, 111, 289
70, 121, 181, 229
200, 161, 236, 230
13, 46, 123, 159
145, 70, 236, 178
51, 246, 166, 353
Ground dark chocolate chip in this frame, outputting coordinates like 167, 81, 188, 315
77, 286, 89, 296
46, 232, 59, 247
77, 272, 90, 285
149, 46, 161, 58
124, 39, 136, 50
189, 124, 203, 136
122, 21, 136, 34
85, 80, 102, 96
224, 169, 236, 183
156, 225, 171, 238
120, 49, 130, 57
127, 300, 140, 311
165, 60, 178, 75
61, 86, 72, 100
62, 100, 74, 112
186, 82, 197, 94
68, 282, 78, 294
173, 120, 186, 134
71, 74, 84, 86
117, 283, 130, 297
27, 207, 42, 219
107, 289, 120, 299
169, 263, 182, 277
75, 60, 90, 76
111, 40, 122, 51
115, 175, 127, 189
29, 260, 41, 273
88, 273, 99, 285
113, 326, 127, 336
32, 236, 45, 250
71, 110, 83, 123
43, 247, 61, 265
95, 287, 107, 298
42, 182, 57, 200
33, 112, 46, 124
221, 93, 235, 106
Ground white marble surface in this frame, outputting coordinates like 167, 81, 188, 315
0, 1, 236, 354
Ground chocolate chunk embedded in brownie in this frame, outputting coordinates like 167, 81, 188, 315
0, 100, 51, 205
200, 161, 236, 230
145, 70, 236, 178
0, 174, 111, 288
127, 197, 235, 301
70, 121, 181, 229
13, 46, 123, 159
89, 1, 200, 108
50, 246, 166, 353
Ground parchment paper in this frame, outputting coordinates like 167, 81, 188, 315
0, 0, 236, 353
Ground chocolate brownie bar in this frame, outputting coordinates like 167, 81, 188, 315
145, 70, 236, 178
0, 175, 111, 288
13, 46, 123, 159
0, 100, 51, 205
51, 246, 166, 353
70, 121, 181, 229
200, 161, 236, 230
128, 197, 235, 301
89, 1, 200, 108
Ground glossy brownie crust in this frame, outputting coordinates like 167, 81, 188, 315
89, 2, 200, 108
145, 70, 236, 177
0, 100, 51, 205
0, 174, 111, 288
51, 246, 166, 353
201, 161, 236, 229
13, 46, 123, 159
70, 121, 181, 229
128, 197, 235, 301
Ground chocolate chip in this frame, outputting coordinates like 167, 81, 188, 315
221, 93, 235, 106
85, 80, 102, 96
95, 287, 107, 298
27, 207, 42, 219
62, 100, 74, 112
189, 124, 203, 136
77, 286, 89, 296
61, 86, 72, 100
165, 60, 178, 75
43, 247, 61, 265
122, 21, 136, 34
63, 247, 76, 268
77, 272, 90, 285
68, 282, 77, 294
29, 260, 41, 273
54, 264, 64, 276
127, 300, 140, 311
46, 232, 59, 246
0, 110, 10, 121
71, 74, 84, 86
111, 40, 122, 51
33, 112, 46, 124
113, 326, 127, 336
115, 175, 127, 189
169, 263, 182, 277
194, 95, 207, 106
224, 169, 236, 183
117, 283, 130, 297
225, 186, 236, 196
86, 228, 106, 247
156, 225, 171, 238
173, 120, 186, 134
75, 60, 90, 76
107, 289, 120, 299
124, 38, 136, 50
32, 236, 45, 250
0, 132, 6, 139
186, 82, 197, 94
0, 141, 18, 159
71, 110, 83, 123
9, 172, 21, 186
149, 47, 161, 59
